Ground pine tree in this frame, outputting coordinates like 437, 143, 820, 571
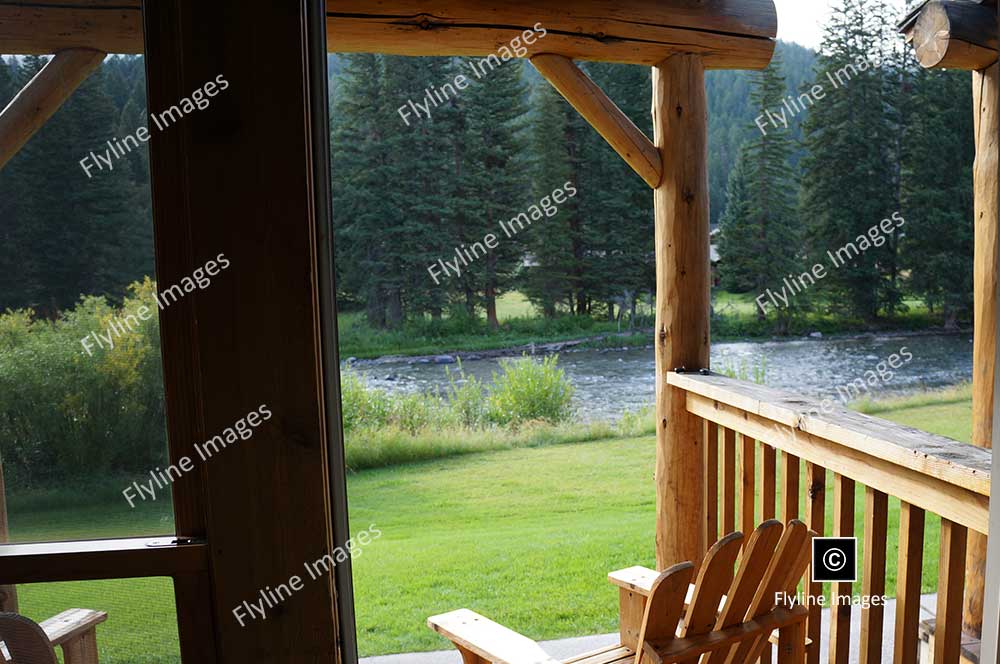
460, 57, 528, 329
800, 0, 901, 321
331, 54, 393, 327
900, 68, 974, 328
718, 55, 800, 329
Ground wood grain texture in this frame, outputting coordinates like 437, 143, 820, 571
723, 428, 737, 535
428, 609, 560, 664
829, 475, 855, 664
142, 1, 342, 661
858, 488, 888, 664
531, 54, 661, 188
0, 48, 105, 170
653, 54, 711, 570
0, 0, 778, 69
705, 420, 720, 548
909, 0, 998, 69
892, 502, 925, 664
668, 372, 992, 496
740, 435, 756, 542
935, 519, 969, 663
782, 452, 799, 524
967, 60, 999, 639
760, 444, 777, 521
804, 463, 825, 664
684, 391, 991, 534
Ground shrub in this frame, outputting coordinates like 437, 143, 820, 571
339, 367, 392, 432
486, 355, 575, 426
444, 361, 487, 428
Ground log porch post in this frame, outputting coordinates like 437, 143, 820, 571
653, 54, 711, 570
970, 59, 1000, 642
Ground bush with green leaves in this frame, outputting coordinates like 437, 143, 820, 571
486, 355, 575, 426
0, 279, 166, 487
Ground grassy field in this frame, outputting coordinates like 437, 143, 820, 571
10, 386, 973, 659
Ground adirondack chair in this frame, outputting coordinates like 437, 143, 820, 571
0, 609, 108, 664
428, 519, 814, 664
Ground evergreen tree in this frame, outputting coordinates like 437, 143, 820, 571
331, 54, 394, 327
900, 68, 974, 328
521, 81, 576, 316
717, 55, 801, 329
800, 0, 901, 321
460, 57, 528, 329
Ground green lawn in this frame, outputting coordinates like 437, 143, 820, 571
9, 388, 973, 659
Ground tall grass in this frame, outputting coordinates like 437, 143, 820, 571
340, 356, 644, 470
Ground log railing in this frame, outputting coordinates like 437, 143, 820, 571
666, 371, 992, 664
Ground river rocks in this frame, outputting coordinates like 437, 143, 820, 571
432, 355, 457, 364
809, 331, 823, 338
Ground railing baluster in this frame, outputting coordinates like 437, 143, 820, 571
805, 462, 825, 664
781, 451, 799, 523
740, 434, 756, 540
722, 427, 736, 535
934, 519, 968, 663
704, 419, 719, 548
760, 443, 776, 521
893, 502, 924, 664
829, 474, 854, 664
859, 487, 888, 664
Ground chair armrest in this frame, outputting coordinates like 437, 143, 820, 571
428, 609, 559, 664
608, 566, 660, 596
39, 609, 107, 647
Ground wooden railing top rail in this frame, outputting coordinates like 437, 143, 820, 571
668, 371, 991, 534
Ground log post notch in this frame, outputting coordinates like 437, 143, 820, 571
0, 49, 106, 170
530, 54, 662, 188
653, 54, 711, 570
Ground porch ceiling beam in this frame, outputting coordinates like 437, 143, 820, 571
0, 48, 105, 170
0, 0, 777, 69
531, 54, 661, 189
900, 0, 998, 70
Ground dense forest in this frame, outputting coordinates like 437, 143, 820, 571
0, 44, 812, 321
0, 0, 977, 332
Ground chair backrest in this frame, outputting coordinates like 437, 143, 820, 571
0, 613, 58, 664
634, 520, 813, 664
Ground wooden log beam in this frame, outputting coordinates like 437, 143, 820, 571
653, 54, 710, 570
0, 48, 105, 170
904, 0, 998, 70
0, 0, 777, 69
530, 54, 661, 188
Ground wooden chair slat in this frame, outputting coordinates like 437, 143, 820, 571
633, 562, 695, 662
858, 488, 888, 664
679, 531, 744, 664
892, 502, 925, 664
729, 521, 811, 664
804, 462, 825, 664
705, 420, 720, 547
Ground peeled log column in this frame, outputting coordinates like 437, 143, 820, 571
653, 54, 710, 570
911, 0, 998, 70
968, 62, 1000, 639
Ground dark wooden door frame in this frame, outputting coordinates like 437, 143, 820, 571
141, 0, 354, 662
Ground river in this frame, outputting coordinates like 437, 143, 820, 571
352, 333, 973, 422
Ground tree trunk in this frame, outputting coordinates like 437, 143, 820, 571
386, 288, 403, 329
